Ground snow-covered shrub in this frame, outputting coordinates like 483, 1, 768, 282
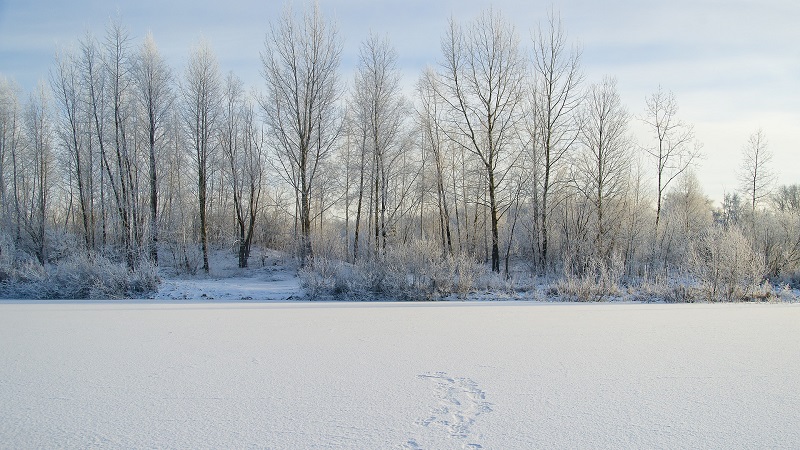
453, 253, 489, 295
780, 270, 800, 290
298, 257, 347, 298
0, 232, 15, 282
311, 228, 347, 262
52, 255, 160, 299
624, 271, 703, 303
556, 253, 625, 301
127, 259, 161, 295
300, 241, 486, 300
0, 254, 160, 299
376, 241, 487, 299
776, 283, 799, 302
471, 269, 518, 295
689, 227, 765, 301
749, 280, 777, 302
165, 242, 203, 275
45, 228, 81, 263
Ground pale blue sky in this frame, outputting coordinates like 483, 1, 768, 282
1, 0, 798, 203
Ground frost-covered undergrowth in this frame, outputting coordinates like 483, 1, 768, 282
0, 233, 160, 299
2, 239, 798, 302
299, 246, 486, 301
297, 240, 800, 303
0, 254, 159, 300
1, 302, 798, 448
299, 251, 800, 303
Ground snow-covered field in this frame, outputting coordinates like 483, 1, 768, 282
1, 301, 799, 449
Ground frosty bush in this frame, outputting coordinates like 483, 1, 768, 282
300, 241, 486, 300
0, 254, 160, 299
689, 227, 765, 301
310, 229, 348, 262
624, 271, 703, 303
781, 270, 800, 290
164, 242, 204, 275
0, 233, 15, 283
45, 229, 81, 263
556, 253, 625, 301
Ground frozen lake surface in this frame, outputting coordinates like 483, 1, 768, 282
1, 301, 799, 449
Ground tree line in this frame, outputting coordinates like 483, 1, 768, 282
1, 4, 798, 299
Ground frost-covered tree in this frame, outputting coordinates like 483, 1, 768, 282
23, 83, 55, 265
134, 32, 173, 264
417, 68, 453, 256
574, 76, 630, 260
78, 32, 111, 248
738, 129, 774, 216
0, 78, 23, 240
261, 2, 342, 268
351, 33, 407, 258
772, 185, 800, 214
182, 40, 222, 273
103, 21, 140, 268
766, 184, 800, 277
438, 8, 527, 272
220, 73, 264, 268
529, 10, 583, 271
641, 86, 699, 231
660, 170, 712, 268
715, 192, 744, 229
51, 48, 94, 253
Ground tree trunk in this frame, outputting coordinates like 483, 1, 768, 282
149, 115, 158, 264
199, 162, 210, 273
488, 168, 500, 272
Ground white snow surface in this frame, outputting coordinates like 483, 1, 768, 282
151, 249, 303, 301
153, 270, 301, 301
1, 301, 799, 449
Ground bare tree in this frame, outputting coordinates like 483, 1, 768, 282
618, 156, 652, 275
23, 82, 54, 264
182, 40, 222, 273
660, 170, 712, 267
767, 184, 800, 277
641, 86, 699, 230
261, 2, 342, 268
574, 76, 630, 259
0, 77, 23, 238
772, 184, 800, 213
135, 32, 173, 264
438, 8, 527, 272
80, 32, 110, 248
336, 108, 357, 261
417, 68, 452, 255
104, 21, 139, 267
352, 32, 406, 257
220, 73, 264, 268
529, 10, 583, 271
346, 101, 369, 262
715, 192, 744, 229
738, 128, 774, 216
738, 128, 776, 269
51, 48, 94, 253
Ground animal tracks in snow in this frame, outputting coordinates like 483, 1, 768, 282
404, 372, 492, 449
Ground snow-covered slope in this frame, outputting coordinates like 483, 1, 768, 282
1, 302, 798, 448
151, 248, 303, 301
153, 269, 301, 301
